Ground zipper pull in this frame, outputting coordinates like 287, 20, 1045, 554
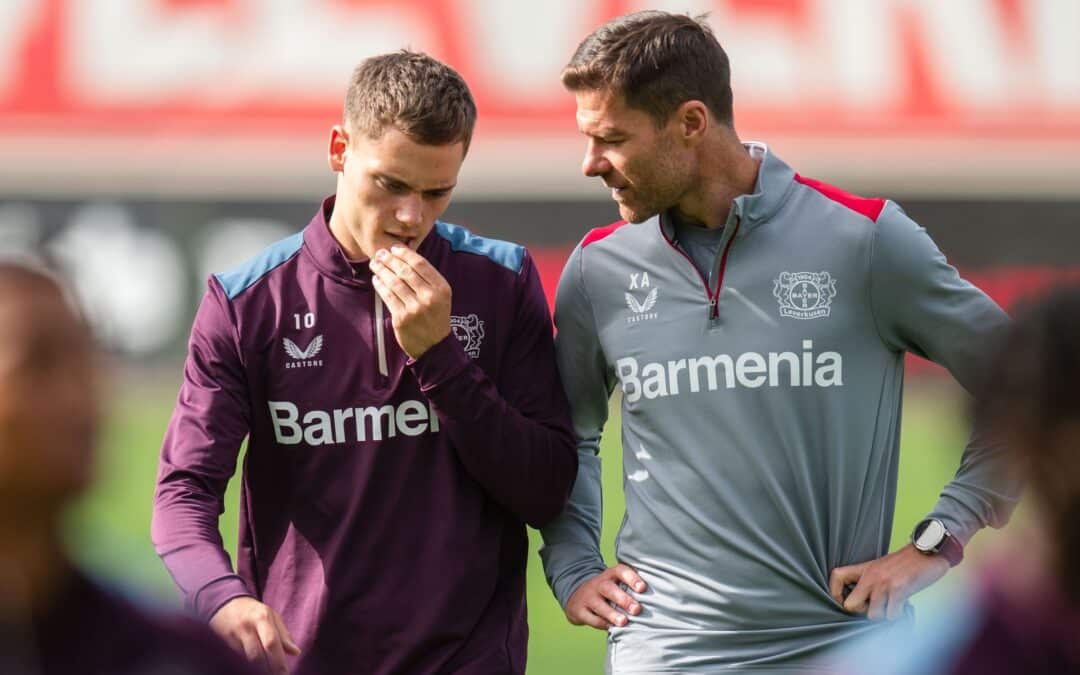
708, 295, 718, 320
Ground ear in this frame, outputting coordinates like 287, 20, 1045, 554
676, 101, 709, 146
328, 125, 349, 172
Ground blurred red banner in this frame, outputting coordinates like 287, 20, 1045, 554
2, 0, 1078, 140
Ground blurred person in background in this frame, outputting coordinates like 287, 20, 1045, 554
0, 259, 252, 675
541, 10, 1019, 673
152, 51, 577, 674
829, 286, 1080, 674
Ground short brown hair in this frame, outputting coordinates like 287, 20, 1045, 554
562, 11, 733, 128
344, 50, 477, 151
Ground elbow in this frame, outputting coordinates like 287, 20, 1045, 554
149, 489, 175, 554
525, 498, 570, 530
524, 437, 579, 528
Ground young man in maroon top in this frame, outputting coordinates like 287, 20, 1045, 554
0, 260, 253, 675
152, 51, 578, 674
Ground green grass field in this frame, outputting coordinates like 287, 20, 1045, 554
65, 368, 981, 673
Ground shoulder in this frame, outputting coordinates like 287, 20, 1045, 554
556, 219, 633, 303
791, 173, 888, 223
431, 220, 527, 275
567, 219, 637, 276
581, 219, 631, 250
213, 230, 305, 301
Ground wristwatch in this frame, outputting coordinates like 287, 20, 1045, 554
911, 518, 964, 567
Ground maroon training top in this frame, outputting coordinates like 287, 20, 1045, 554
152, 196, 577, 674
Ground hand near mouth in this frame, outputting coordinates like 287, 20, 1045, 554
369, 245, 452, 359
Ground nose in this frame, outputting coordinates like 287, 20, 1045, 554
396, 193, 423, 228
582, 139, 610, 178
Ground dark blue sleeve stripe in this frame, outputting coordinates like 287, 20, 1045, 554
434, 221, 525, 273
214, 231, 305, 300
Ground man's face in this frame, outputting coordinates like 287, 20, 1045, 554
575, 90, 692, 223
0, 281, 100, 510
329, 126, 465, 261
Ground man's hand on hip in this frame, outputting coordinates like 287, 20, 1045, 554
830, 544, 950, 621
565, 564, 647, 631
209, 596, 301, 674
370, 246, 451, 360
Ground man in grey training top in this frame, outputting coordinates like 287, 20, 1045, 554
540, 11, 1019, 673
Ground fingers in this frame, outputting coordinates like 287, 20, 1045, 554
272, 612, 302, 656
373, 247, 445, 295
565, 566, 647, 633
208, 598, 299, 673
370, 274, 408, 316
255, 617, 290, 674
886, 595, 907, 621
830, 563, 865, 607
566, 589, 617, 631
599, 579, 641, 616
372, 250, 426, 296
613, 563, 647, 593
386, 245, 442, 286
866, 587, 888, 621
235, 629, 265, 667
843, 578, 871, 615
569, 604, 613, 631
370, 260, 416, 312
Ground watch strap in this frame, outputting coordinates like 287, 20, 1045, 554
939, 534, 964, 567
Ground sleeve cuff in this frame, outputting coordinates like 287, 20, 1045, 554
552, 562, 609, 610
192, 575, 253, 622
940, 535, 965, 568
407, 333, 471, 391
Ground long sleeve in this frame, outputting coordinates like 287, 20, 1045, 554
151, 279, 253, 620
869, 202, 1021, 544
539, 244, 613, 609
407, 251, 577, 529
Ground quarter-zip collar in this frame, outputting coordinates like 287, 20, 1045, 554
659, 142, 796, 242
731, 142, 796, 233
302, 195, 441, 287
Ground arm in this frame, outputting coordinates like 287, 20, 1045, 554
832, 202, 1020, 619
152, 280, 253, 620
151, 280, 298, 672
539, 244, 644, 630
371, 246, 578, 528
868, 201, 1019, 543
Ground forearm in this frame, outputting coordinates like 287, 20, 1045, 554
540, 449, 606, 609
152, 474, 252, 620
927, 427, 1022, 544
409, 335, 578, 527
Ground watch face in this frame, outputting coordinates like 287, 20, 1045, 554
914, 519, 946, 551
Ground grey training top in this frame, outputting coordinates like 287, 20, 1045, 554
540, 144, 1019, 673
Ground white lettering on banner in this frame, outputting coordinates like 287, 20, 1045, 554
905, 0, 1012, 106
1, 0, 1077, 135
458, 0, 588, 101
47, 204, 185, 354
0, 0, 36, 97
1032, 0, 1080, 104
616, 340, 843, 403
638, 0, 1065, 109
268, 399, 441, 446
68, 0, 436, 102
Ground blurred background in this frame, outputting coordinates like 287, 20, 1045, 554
1, 0, 1077, 672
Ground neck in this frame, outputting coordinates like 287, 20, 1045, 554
0, 510, 70, 621
327, 192, 367, 262
674, 128, 760, 230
